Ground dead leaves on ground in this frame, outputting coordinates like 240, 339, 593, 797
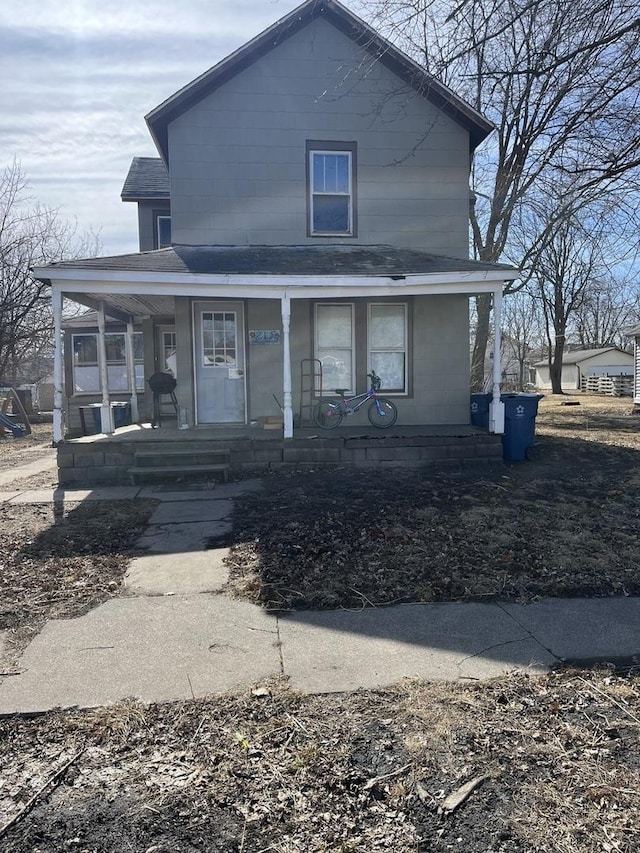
1, 670, 638, 852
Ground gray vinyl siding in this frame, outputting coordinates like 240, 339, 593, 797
168, 17, 471, 258
243, 294, 470, 426
136, 202, 170, 252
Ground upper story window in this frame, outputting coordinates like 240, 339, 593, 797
154, 212, 171, 249
307, 141, 356, 237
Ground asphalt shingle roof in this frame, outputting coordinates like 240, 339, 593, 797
121, 157, 169, 200
533, 347, 630, 366
41, 245, 517, 278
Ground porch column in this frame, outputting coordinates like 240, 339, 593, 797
489, 285, 505, 434
281, 294, 294, 439
96, 302, 113, 434
125, 320, 139, 422
52, 286, 64, 445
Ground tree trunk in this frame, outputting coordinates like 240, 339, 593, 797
549, 338, 565, 394
471, 294, 492, 390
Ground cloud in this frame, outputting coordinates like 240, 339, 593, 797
0, 0, 302, 253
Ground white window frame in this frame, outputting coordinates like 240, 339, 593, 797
201, 310, 238, 368
314, 302, 355, 394
72, 332, 144, 395
155, 214, 171, 249
367, 303, 408, 395
308, 149, 354, 236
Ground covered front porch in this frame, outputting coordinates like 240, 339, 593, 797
57, 421, 503, 486
35, 244, 519, 479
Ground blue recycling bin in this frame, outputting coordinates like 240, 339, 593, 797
470, 393, 491, 429
111, 402, 132, 428
501, 393, 543, 462
89, 402, 132, 433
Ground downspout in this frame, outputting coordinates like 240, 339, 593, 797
489, 285, 505, 434
125, 320, 139, 422
52, 285, 64, 445
281, 293, 294, 439
96, 302, 114, 434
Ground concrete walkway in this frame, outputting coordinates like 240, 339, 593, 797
1, 479, 639, 714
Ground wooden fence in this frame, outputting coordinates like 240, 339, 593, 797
580, 375, 634, 396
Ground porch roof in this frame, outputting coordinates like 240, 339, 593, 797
35, 244, 519, 321
40, 244, 515, 278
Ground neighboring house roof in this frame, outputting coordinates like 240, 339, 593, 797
624, 322, 640, 337
40, 244, 516, 277
145, 0, 494, 163
121, 157, 169, 201
533, 347, 631, 367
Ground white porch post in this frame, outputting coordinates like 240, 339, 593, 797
281, 293, 294, 439
489, 285, 505, 434
125, 320, 139, 422
96, 302, 113, 434
52, 286, 65, 445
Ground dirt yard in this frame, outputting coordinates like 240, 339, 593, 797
0, 394, 638, 852
225, 394, 640, 610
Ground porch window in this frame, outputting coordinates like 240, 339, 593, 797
72, 332, 144, 393
201, 311, 237, 367
368, 303, 408, 393
315, 303, 354, 393
307, 141, 356, 236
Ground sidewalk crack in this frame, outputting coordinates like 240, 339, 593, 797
495, 601, 560, 661
274, 615, 285, 676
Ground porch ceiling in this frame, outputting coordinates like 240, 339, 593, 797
79, 293, 175, 319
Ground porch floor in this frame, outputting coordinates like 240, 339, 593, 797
58, 421, 504, 485
70, 421, 487, 443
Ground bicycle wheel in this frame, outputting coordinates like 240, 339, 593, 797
313, 399, 344, 429
367, 397, 398, 428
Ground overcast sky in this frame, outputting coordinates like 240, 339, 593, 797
0, 0, 304, 256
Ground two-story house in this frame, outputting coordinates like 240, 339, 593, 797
36, 0, 517, 460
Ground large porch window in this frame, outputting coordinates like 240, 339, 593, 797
314, 301, 408, 395
315, 303, 355, 393
368, 303, 408, 393
72, 332, 144, 394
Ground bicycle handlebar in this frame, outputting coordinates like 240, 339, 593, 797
367, 370, 381, 390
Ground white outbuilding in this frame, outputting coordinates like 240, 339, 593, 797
533, 347, 634, 391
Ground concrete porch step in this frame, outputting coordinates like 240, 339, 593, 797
128, 463, 230, 485
132, 449, 230, 467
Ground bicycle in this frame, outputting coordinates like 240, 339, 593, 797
313, 370, 398, 429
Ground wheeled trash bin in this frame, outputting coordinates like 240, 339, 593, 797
470, 393, 492, 429
501, 393, 543, 462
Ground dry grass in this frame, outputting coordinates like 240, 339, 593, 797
1, 670, 638, 852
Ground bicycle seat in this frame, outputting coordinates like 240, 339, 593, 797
333, 388, 349, 396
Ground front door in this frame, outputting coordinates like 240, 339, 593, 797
194, 301, 246, 424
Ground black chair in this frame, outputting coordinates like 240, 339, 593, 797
147, 372, 178, 428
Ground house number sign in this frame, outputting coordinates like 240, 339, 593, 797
249, 330, 281, 345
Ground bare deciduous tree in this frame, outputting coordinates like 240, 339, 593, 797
0, 161, 99, 385
527, 197, 615, 393
355, 0, 640, 386
573, 277, 640, 350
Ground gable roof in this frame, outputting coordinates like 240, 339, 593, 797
533, 347, 632, 367
121, 157, 169, 201
146, 0, 494, 163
